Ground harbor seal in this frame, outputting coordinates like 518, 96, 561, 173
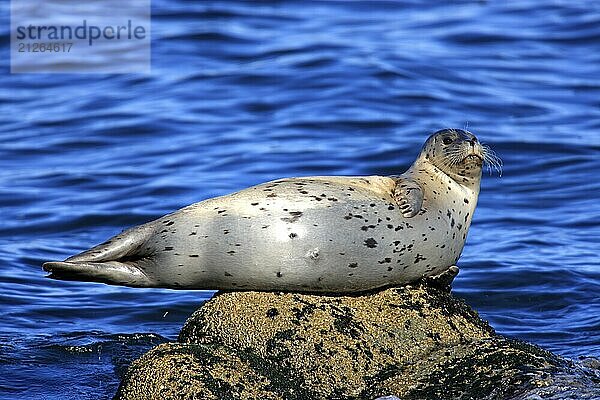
43, 129, 498, 292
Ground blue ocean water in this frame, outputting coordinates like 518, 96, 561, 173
0, 1, 599, 399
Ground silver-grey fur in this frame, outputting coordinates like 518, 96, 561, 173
43, 129, 487, 292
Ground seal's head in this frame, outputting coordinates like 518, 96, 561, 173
420, 128, 487, 184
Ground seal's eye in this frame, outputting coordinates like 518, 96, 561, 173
442, 137, 453, 145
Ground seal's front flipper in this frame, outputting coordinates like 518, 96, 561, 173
391, 177, 424, 218
422, 265, 459, 292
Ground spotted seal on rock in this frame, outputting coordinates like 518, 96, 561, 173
43, 129, 500, 292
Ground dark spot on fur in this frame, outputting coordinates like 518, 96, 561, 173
163, 246, 174, 251
281, 211, 303, 223
189, 254, 199, 258
224, 271, 232, 277
364, 238, 378, 248
348, 263, 358, 268
414, 254, 426, 263
289, 232, 298, 239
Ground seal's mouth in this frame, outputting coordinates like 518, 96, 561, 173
463, 154, 483, 163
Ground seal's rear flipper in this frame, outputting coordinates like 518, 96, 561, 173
42, 222, 157, 287
63, 223, 155, 264
43, 260, 154, 287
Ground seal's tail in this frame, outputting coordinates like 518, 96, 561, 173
42, 223, 156, 287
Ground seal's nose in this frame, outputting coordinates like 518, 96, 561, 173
468, 138, 478, 147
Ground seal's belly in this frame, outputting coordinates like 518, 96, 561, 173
152, 177, 468, 291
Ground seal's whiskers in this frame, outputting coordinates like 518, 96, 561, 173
443, 148, 467, 168
481, 144, 503, 176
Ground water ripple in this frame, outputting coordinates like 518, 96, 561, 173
0, 0, 598, 398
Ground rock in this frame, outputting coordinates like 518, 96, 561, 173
114, 285, 570, 400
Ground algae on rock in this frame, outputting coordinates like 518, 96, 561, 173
115, 285, 567, 400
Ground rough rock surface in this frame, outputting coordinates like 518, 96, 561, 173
114, 285, 576, 400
